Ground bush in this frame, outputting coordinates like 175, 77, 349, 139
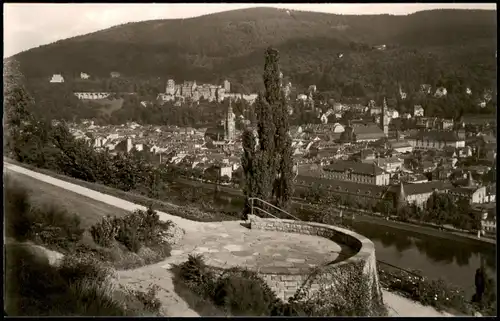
4, 178, 84, 252
378, 264, 474, 315
90, 215, 120, 247
178, 255, 281, 316
288, 263, 386, 317
58, 253, 112, 285
87, 208, 174, 267
4, 243, 127, 316
5, 241, 165, 316
179, 254, 216, 296
214, 268, 277, 316
30, 204, 84, 252
129, 285, 162, 314
115, 220, 142, 253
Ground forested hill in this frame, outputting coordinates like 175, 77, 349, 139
10, 7, 498, 93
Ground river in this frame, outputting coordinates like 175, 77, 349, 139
170, 181, 496, 297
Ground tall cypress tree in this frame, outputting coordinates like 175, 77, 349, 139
241, 47, 294, 213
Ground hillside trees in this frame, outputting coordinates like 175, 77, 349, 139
241, 48, 294, 213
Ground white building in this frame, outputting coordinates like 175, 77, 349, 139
80, 72, 90, 80
220, 166, 233, 180
166, 79, 176, 95
224, 80, 231, 93
434, 87, 448, 98
387, 109, 399, 119
74, 92, 111, 100
413, 105, 424, 117
50, 74, 64, 83
377, 157, 403, 173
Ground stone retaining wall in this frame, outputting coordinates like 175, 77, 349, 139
247, 215, 382, 304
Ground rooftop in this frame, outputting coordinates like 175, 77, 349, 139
324, 160, 384, 176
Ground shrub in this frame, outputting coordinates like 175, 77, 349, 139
289, 263, 387, 317
4, 178, 84, 252
179, 254, 215, 295
115, 220, 142, 253
58, 253, 112, 285
90, 215, 120, 247
214, 267, 277, 316
378, 264, 474, 315
30, 203, 84, 252
129, 284, 162, 314
4, 243, 128, 316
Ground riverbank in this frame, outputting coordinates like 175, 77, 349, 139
174, 177, 496, 247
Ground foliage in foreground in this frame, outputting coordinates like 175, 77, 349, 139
4, 175, 174, 270
378, 264, 496, 316
177, 254, 387, 317
4, 243, 162, 316
90, 207, 173, 254
287, 262, 387, 317
5, 175, 84, 252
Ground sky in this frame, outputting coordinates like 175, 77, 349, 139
3, 3, 497, 58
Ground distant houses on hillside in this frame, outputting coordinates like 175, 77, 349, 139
74, 92, 111, 100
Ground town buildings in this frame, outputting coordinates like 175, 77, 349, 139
159, 79, 230, 103
395, 181, 450, 208
407, 130, 465, 150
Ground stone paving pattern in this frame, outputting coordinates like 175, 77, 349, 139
180, 226, 348, 271
5, 162, 455, 317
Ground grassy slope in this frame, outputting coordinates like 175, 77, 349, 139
4, 158, 238, 222
7, 171, 132, 229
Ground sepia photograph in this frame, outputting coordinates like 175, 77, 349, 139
3, 2, 497, 317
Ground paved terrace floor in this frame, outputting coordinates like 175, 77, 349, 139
4, 162, 454, 317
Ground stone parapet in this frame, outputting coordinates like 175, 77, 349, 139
247, 215, 382, 305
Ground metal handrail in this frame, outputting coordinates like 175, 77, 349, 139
252, 206, 280, 220
376, 260, 424, 279
249, 197, 302, 221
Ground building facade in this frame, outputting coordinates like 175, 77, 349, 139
322, 161, 390, 186
407, 130, 465, 150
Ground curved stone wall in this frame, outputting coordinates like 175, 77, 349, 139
247, 215, 382, 305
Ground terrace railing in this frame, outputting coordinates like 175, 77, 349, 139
249, 197, 302, 221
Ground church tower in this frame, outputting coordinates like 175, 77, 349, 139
381, 97, 389, 137
225, 98, 235, 141
397, 181, 406, 210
